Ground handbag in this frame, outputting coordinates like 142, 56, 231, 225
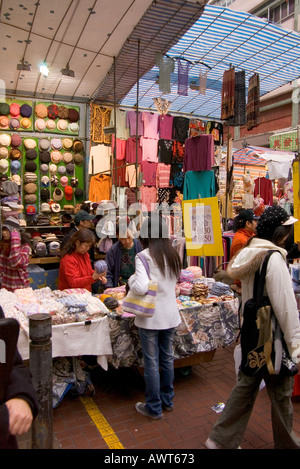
122, 253, 158, 318
240, 250, 298, 377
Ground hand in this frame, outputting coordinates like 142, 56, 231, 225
5, 398, 33, 436
99, 275, 107, 285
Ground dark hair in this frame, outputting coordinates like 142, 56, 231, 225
271, 224, 293, 246
232, 209, 256, 233
60, 228, 95, 257
139, 215, 181, 278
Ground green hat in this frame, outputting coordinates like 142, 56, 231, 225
0, 103, 10, 116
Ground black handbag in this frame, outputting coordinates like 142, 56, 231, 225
240, 250, 298, 377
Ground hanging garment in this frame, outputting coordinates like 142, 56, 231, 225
155, 53, 175, 94
126, 111, 144, 137
228, 70, 246, 126
111, 135, 126, 160
189, 119, 207, 137
247, 73, 260, 130
125, 137, 142, 164
140, 137, 159, 163
89, 144, 111, 175
199, 67, 208, 95
172, 140, 185, 163
112, 159, 127, 187
142, 112, 159, 139
156, 163, 171, 188
177, 59, 191, 96
158, 114, 173, 140
141, 161, 158, 186
158, 139, 173, 164
91, 105, 112, 144
172, 116, 190, 142
125, 164, 140, 188
254, 177, 273, 205
183, 134, 214, 173
88, 174, 112, 202
206, 121, 223, 146
221, 68, 235, 120
170, 163, 184, 191
183, 170, 216, 200
140, 186, 157, 211
109, 108, 129, 139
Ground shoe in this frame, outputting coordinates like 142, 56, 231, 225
135, 402, 162, 420
162, 405, 173, 412
205, 438, 242, 449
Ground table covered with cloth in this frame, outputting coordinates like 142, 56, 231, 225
105, 297, 240, 369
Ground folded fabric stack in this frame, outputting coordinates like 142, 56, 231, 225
191, 283, 209, 301
104, 286, 126, 301
210, 281, 232, 297
179, 269, 195, 283
179, 282, 193, 295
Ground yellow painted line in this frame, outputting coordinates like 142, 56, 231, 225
80, 396, 124, 449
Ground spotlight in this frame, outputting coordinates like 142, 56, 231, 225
40, 62, 49, 77
61, 63, 75, 78
17, 61, 31, 71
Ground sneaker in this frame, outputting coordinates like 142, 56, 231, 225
135, 402, 162, 420
162, 405, 173, 412
205, 438, 241, 449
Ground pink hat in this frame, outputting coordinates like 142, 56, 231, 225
60, 176, 68, 187
10, 103, 20, 118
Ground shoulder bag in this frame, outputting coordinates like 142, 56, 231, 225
241, 250, 298, 377
122, 253, 158, 318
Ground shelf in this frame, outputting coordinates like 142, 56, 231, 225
29, 256, 60, 265
25, 225, 70, 229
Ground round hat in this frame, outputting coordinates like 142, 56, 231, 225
24, 193, 37, 204
63, 152, 73, 163
11, 174, 21, 185
40, 163, 49, 174
38, 138, 51, 151
51, 138, 62, 150
20, 117, 31, 129
60, 176, 68, 187
39, 151, 51, 163
41, 203, 51, 213
41, 188, 50, 201
62, 138, 73, 150
66, 163, 74, 175
10, 160, 21, 174
57, 106, 69, 119
24, 138, 36, 149
0, 133, 11, 147
35, 118, 46, 132
26, 149, 38, 160
68, 122, 79, 133
26, 204, 37, 216
25, 161, 37, 172
24, 182, 37, 194
0, 116, 9, 128
53, 187, 64, 201
9, 149, 22, 160
41, 175, 49, 186
47, 104, 58, 119
68, 108, 79, 122
0, 159, 8, 173
20, 103, 32, 117
46, 119, 56, 130
64, 185, 73, 201
51, 175, 59, 187
73, 140, 83, 152
50, 150, 62, 164
57, 119, 68, 132
49, 163, 57, 174
24, 172, 38, 183
0, 147, 8, 159
75, 187, 83, 199
70, 177, 78, 188
74, 153, 83, 164
35, 103, 47, 118
9, 118, 20, 130
51, 203, 61, 213
10, 134, 22, 148
58, 165, 66, 175
10, 103, 20, 118
0, 103, 10, 116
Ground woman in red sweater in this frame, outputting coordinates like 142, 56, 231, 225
58, 229, 106, 291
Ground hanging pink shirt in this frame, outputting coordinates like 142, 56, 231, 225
141, 161, 158, 186
126, 111, 144, 137
140, 137, 158, 163
125, 137, 142, 164
158, 114, 174, 140
183, 134, 214, 172
142, 112, 159, 139
156, 163, 171, 188
112, 135, 126, 160
140, 186, 157, 211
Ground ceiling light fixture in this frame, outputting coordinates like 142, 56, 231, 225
61, 63, 75, 78
17, 60, 31, 71
40, 62, 49, 77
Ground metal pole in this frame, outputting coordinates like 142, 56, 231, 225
135, 39, 140, 200
29, 313, 53, 449
113, 56, 118, 192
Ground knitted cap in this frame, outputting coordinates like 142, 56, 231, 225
256, 206, 297, 240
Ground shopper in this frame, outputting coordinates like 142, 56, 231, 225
58, 228, 106, 291
230, 208, 259, 259
62, 209, 95, 246
128, 215, 181, 419
205, 205, 300, 449
0, 217, 31, 292
0, 306, 39, 449
105, 217, 142, 288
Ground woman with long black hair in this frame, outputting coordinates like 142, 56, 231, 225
128, 215, 181, 419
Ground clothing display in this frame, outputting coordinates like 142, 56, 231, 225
91, 105, 112, 144
247, 73, 260, 130
228, 70, 246, 127
177, 59, 191, 96
221, 67, 235, 120
183, 170, 216, 200
183, 134, 214, 172
158, 114, 173, 140
254, 176, 273, 205
155, 53, 175, 94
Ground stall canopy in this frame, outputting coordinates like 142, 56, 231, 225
120, 4, 300, 119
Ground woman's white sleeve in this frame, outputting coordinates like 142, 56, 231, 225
128, 256, 150, 295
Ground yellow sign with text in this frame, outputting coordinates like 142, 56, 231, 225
183, 197, 224, 257
293, 161, 300, 242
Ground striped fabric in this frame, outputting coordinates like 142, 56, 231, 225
0, 231, 31, 291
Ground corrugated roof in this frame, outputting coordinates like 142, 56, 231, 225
120, 4, 300, 119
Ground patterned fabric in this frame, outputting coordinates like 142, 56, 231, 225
228, 70, 246, 127
91, 105, 111, 144
0, 231, 31, 291
119, 245, 136, 285
221, 67, 235, 120
247, 73, 260, 130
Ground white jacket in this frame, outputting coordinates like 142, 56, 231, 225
227, 237, 300, 363
128, 248, 181, 330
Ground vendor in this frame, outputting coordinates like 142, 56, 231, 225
58, 228, 106, 292
105, 217, 142, 288
62, 209, 95, 246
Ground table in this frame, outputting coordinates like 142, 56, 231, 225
105, 297, 240, 369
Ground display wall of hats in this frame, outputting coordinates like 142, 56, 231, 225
23, 137, 39, 218
0, 132, 23, 188
0, 100, 34, 131
34, 102, 80, 135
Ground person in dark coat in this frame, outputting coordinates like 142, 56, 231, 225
0, 307, 39, 449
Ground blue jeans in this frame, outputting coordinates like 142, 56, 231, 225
138, 327, 176, 416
